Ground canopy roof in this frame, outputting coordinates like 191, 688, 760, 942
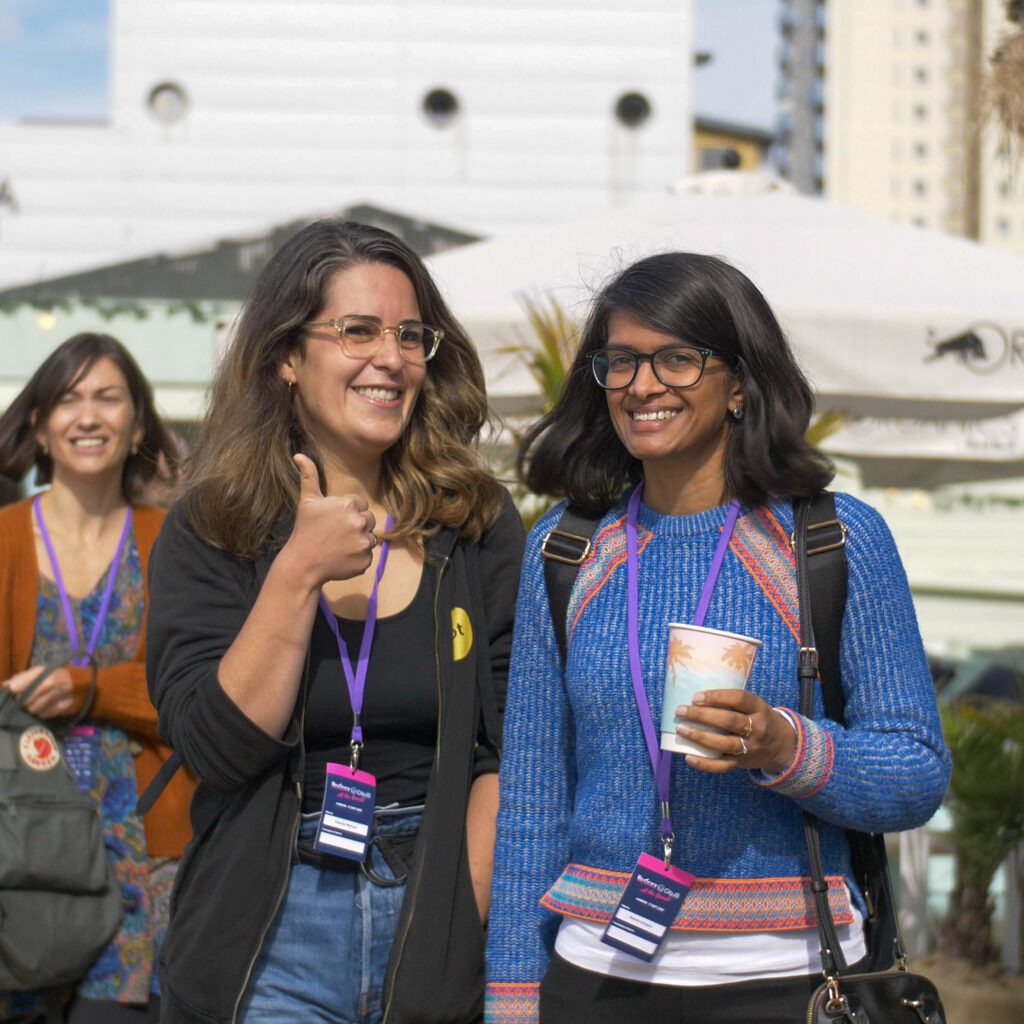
428, 183, 1024, 411
426, 180, 1024, 480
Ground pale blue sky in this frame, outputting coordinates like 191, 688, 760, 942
694, 0, 779, 130
0, 0, 778, 130
0, 0, 110, 121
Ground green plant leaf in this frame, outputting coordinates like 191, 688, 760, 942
941, 698, 1024, 894
806, 408, 848, 445
498, 293, 578, 412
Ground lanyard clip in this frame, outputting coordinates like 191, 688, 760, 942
659, 801, 674, 869
349, 715, 364, 771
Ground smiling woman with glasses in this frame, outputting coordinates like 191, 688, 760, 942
486, 252, 950, 1024
145, 219, 524, 1024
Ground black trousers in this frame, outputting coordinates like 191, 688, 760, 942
539, 954, 819, 1024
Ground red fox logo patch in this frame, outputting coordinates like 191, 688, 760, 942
20, 726, 61, 771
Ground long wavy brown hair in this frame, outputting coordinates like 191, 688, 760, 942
184, 219, 506, 556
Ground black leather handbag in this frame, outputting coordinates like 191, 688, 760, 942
794, 496, 946, 1024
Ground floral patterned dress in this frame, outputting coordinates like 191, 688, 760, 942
0, 531, 175, 1021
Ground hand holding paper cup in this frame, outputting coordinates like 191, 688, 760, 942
660, 624, 761, 757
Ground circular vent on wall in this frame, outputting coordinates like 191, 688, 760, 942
422, 88, 460, 127
614, 92, 653, 129
146, 82, 189, 125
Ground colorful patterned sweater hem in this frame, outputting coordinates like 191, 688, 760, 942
539, 862, 854, 931
485, 982, 539, 1024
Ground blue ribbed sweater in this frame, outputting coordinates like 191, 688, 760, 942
485, 493, 950, 1023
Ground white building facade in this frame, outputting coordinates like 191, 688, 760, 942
0, 0, 694, 288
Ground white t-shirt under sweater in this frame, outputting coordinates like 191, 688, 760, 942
555, 896, 866, 986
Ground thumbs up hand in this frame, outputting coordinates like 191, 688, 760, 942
295, 452, 326, 506
286, 454, 377, 587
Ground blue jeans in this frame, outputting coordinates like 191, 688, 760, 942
238, 806, 422, 1024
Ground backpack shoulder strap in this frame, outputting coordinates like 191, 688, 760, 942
803, 491, 849, 722
542, 506, 604, 664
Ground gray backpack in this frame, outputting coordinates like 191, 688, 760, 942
0, 664, 123, 991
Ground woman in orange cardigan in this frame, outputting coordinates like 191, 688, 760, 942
0, 333, 194, 1024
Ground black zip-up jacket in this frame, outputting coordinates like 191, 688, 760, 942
146, 496, 524, 1024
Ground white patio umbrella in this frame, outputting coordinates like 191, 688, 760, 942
426, 176, 1024, 483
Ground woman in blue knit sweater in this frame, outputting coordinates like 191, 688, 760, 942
485, 253, 951, 1023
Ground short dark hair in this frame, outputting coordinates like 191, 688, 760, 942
0, 332, 179, 501
519, 252, 833, 509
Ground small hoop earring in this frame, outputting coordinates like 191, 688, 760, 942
131, 444, 139, 455
39, 441, 49, 456
731, 406, 745, 422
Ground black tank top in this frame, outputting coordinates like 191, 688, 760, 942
302, 568, 438, 812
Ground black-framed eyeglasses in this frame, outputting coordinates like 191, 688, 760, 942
304, 316, 443, 364
588, 345, 722, 390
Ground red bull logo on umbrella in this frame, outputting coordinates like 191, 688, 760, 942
926, 323, 1024, 375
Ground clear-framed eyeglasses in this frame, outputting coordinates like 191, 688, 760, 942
304, 316, 443, 364
588, 345, 721, 390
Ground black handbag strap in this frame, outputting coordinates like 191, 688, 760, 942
803, 493, 848, 724
794, 495, 847, 978
543, 506, 605, 663
795, 492, 907, 980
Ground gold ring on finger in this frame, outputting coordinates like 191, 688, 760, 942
740, 715, 754, 739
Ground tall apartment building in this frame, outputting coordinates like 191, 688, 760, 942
777, 0, 826, 193
778, 0, 1024, 257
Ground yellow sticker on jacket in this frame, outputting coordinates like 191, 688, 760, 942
451, 607, 473, 661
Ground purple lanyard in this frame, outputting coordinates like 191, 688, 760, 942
33, 494, 134, 669
317, 514, 394, 770
625, 483, 741, 865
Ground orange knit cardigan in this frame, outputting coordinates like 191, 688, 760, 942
0, 497, 194, 857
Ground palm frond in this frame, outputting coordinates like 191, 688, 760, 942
806, 408, 849, 446
498, 293, 578, 412
986, 27, 1024, 155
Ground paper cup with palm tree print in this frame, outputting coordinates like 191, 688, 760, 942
660, 623, 761, 757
